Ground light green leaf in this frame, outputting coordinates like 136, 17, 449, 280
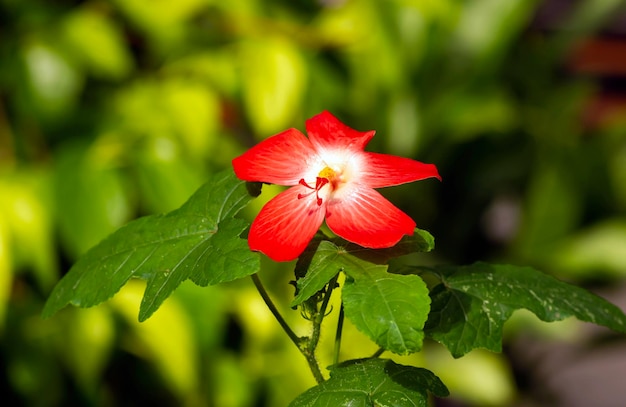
425, 262, 626, 358
0, 171, 57, 290
43, 169, 259, 321
290, 358, 448, 407
54, 142, 132, 258
62, 8, 134, 80
550, 219, 626, 279
133, 137, 204, 214
22, 40, 83, 120
343, 266, 431, 355
240, 37, 307, 137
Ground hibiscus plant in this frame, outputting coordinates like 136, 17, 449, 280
43, 112, 626, 406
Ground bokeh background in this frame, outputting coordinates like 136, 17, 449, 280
1, 0, 626, 406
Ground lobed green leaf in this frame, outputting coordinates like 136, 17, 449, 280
289, 358, 448, 407
343, 266, 431, 355
43, 169, 260, 321
291, 230, 434, 307
425, 262, 626, 358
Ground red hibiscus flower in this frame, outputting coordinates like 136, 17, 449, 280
232, 111, 441, 262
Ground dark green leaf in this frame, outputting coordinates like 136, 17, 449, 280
291, 240, 357, 307
291, 229, 434, 307
343, 266, 431, 355
43, 169, 259, 321
342, 228, 435, 264
289, 358, 448, 407
425, 262, 626, 358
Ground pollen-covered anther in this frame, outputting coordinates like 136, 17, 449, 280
319, 166, 342, 188
318, 166, 337, 180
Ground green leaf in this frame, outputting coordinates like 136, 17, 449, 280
343, 266, 431, 355
291, 230, 434, 307
425, 262, 626, 358
289, 358, 448, 407
43, 169, 259, 321
344, 228, 435, 264
291, 240, 344, 307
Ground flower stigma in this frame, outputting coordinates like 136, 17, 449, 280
297, 166, 338, 206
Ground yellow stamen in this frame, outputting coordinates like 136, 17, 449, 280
318, 166, 336, 180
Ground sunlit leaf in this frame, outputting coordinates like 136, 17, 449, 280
43, 169, 259, 321
163, 51, 239, 98
427, 347, 515, 406
111, 0, 208, 48
240, 37, 307, 137
111, 78, 219, 158
62, 8, 133, 79
109, 280, 198, 399
550, 220, 626, 279
290, 358, 448, 407
61, 307, 115, 392
21, 40, 83, 120
162, 80, 220, 157
425, 262, 626, 358
133, 136, 204, 214
54, 142, 132, 258
0, 172, 57, 290
0, 218, 12, 326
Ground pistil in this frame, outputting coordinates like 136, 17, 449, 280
298, 177, 330, 206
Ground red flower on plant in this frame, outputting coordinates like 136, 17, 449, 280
232, 111, 441, 262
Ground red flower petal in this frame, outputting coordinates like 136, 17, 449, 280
305, 111, 375, 154
359, 152, 441, 188
325, 185, 416, 248
248, 186, 326, 262
232, 128, 320, 186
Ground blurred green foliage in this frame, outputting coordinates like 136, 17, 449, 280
1, 0, 625, 406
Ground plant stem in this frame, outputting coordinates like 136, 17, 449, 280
250, 273, 301, 347
301, 273, 339, 384
310, 274, 338, 349
251, 273, 326, 384
302, 347, 326, 384
333, 304, 344, 366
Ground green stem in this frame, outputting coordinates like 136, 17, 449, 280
251, 273, 326, 384
333, 304, 344, 366
310, 274, 338, 349
371, 347, 385, 358
250, 273, 301, 347
303, 348, 326, 384
301, 273, 339, 384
